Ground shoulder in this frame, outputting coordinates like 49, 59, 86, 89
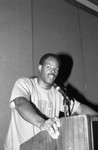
12, 77, 37, 90
15, 77, 36, 85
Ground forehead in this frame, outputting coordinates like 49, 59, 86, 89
44, 56, 59, 67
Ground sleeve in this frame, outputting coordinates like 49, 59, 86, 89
70, 99, 80, 114
60, 98, 80, 116
9, 78, 32, 104
60, 95, 64, 112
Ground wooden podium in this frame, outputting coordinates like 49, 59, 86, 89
20, 115, 98, 150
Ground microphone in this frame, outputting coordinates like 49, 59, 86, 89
54, 83, 70, 105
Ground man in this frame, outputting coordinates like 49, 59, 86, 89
4, 53, 98, 150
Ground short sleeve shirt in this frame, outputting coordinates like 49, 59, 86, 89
4, 77, 80, 150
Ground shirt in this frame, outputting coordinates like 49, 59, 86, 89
4, 77, 80, 150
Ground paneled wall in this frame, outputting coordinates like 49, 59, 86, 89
32, 0, 98, 106
0, 0, 32, 149
1, 0, 98, 149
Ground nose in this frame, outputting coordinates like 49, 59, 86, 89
50, 68, 54, 73
50, 68, 57, 74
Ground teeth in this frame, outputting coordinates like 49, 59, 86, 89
48, 74, 54, 80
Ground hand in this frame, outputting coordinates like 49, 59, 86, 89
40, 117, 60, 139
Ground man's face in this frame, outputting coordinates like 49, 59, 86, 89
38, 57, 59, 85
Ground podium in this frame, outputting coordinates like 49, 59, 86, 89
20, 115, 98, 150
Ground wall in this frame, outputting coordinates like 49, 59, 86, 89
1, 0, 98, 149
0, 0, 32, 149
79, 10, 98, 104
32, 0, 98, 106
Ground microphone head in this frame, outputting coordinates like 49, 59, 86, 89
53, 83, 60, 90
54, 83, 67, 92
53, 83, 58, 88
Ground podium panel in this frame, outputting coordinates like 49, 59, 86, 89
20, 115, 98, 150
90, 116, 98, 150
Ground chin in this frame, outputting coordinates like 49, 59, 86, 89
49, 80, 55, 85
46, 78, 55, 85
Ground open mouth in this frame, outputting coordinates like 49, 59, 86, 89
48, 74, 56, 80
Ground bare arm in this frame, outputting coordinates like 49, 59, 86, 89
13, 97, 46, 128
75, 103, 98, 116
12, 97, 60, 139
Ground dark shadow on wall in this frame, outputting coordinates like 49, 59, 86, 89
55, 53, 73, 87
56, 53, 98, 113
66, 83, 98, 112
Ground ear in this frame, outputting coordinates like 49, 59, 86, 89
38, 65, 42, 72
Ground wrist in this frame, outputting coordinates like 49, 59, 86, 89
39, 122, 45, 131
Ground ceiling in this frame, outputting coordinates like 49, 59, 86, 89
65, 0, 98, 16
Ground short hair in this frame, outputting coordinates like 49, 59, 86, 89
39, 53, 61, 66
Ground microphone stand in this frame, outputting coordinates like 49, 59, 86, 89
62, 89, 71, 117
63, 97, 71, 117
53, 83, 71, 117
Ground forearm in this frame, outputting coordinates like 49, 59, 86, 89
76, 104, 98, 116
11, 97, 61, 139
13, 97, 46, 128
